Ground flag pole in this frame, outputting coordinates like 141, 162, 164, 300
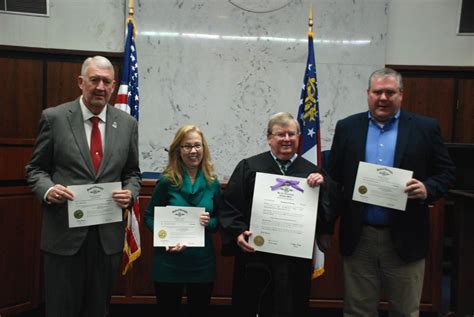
309, 2, 313, 34
119, 0, 141, 276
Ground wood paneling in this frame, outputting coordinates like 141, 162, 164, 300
0, 145, 33, 181
46, 61, 82, 108
0, 187, 42, 315
212, 234, 235, 300
419, 203, 444, 311
402, 77, 455, 141
309, 220, 343, 307
455, 79, 474, 143
0, 58, 43, 139
448, 190, 474, 315
46, 61, 121, 109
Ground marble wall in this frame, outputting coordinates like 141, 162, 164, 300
135, 0, 388, 179
0, 0, 389, 179
0, 0, 124, 52
386, 0, 474, 66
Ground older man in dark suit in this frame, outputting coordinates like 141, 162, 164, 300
26, 56, 141, 317
328, 68, 455, 317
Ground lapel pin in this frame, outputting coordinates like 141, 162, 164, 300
112, 122, 118, 128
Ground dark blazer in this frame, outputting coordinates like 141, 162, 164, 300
219, 151, 334, 256
328, 110, 455, 262
26, 98, 142, 256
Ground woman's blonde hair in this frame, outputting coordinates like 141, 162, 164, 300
163, 125, 216, 187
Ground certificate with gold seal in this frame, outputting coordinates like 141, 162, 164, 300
153, 206, 205, 247
67, 182, 122, 228
352, 161, 413, 211
248, 172, 319, 259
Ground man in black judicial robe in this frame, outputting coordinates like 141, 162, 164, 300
219, 112, 334, 317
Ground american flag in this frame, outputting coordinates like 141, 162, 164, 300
115, 20, 140, 120
115, 19, 141, 275
297, 30, 325, 279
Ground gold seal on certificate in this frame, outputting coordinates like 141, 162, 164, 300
352, 162, 413, 211
73, 210, 84, 219
358, 185, 368, 194
254, 235, 265, 246
67, 182, 122, 228
249, 172, 319, 259
154, 206, 205, 247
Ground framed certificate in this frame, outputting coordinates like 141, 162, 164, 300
249, 172, 319, 259
153, 206, 205, 247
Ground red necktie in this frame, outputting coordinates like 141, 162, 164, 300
90, 116, 103, 173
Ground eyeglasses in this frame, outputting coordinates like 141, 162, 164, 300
180, 143, 203, 152
270, 131, 300, 139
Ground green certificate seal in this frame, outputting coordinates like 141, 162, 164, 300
358, 185, 368, 194
254, 235, 265, 247
158, 230, 167, 239
73, 210, 84, 219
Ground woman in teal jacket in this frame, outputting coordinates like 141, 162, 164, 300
144, 125, 220, 317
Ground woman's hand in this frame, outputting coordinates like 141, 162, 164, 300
165, 243, 187, 253
200, 212, 210, 226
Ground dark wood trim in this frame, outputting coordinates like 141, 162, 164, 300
0, 185, 32, 196
387, 65, 474, 73
0, 138, 36, 146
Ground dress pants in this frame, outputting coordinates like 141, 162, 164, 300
343, 226, 425, 317
154, 282, 214, 317
43, 226, 122, 317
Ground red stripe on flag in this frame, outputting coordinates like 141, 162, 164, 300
115, 94, 128, 104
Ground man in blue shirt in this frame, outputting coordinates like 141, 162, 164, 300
328, 68, 455, 317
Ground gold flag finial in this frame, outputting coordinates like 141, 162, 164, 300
126, 0, 136, 37
128, 0, 134, 21
308, 2, 313, 34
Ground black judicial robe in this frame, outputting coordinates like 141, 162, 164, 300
220, 151, 333, 255
219, 151, 334, 317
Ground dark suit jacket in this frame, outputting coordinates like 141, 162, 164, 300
26, 98, 142, 256
219, 151, 334, 256
328, 110, 455, 262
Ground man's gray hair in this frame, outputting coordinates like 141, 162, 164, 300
368, 68, 403, 90
81, 56, 114, 77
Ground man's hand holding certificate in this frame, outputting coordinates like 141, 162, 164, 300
249, 172, 319, 259
154, 206, 205, 247
352, 162, 413, 211
67, 182, 123, 228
